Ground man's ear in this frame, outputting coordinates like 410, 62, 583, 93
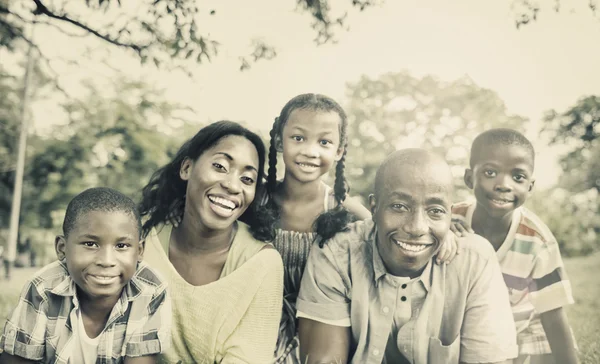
55, 235, 67, 261
368, 194, 377, 215
180, 157, 192, 181
464, 169, 474, 189
137, 239, 145, 262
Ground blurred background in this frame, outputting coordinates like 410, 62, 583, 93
1, 0, 599, 361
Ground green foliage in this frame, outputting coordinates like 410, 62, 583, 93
23, 78, 196, 229
543, 95, 600, 192
527, 188, 600, 256
343, 72, 527, 201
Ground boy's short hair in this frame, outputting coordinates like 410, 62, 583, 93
63, 187, 142, 238
470, 128, 535, 169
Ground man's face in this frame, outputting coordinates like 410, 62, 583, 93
371, 160, 453, 277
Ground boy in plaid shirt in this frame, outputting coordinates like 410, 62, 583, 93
0, 187, 171, 364
452, 129, 577, 364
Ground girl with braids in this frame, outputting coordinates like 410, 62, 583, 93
268, 93, 371, 363
139, 121, 283, 364
268, 94, 459, 363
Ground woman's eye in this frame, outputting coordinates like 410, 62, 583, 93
241, 176, 255, 185
212, 162, 226, 171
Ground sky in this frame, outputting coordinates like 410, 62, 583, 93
11, 0, 600, 189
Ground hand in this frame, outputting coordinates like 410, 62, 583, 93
450, 219, 474, 238
436, 231, 459, 265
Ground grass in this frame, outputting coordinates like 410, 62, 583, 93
1, 254, 599, 362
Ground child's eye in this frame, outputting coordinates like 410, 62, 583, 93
483, 170, 496, 177
241, 176, 255, 185
319, 139, 332, 146
212, 162, 226, 172
82, 242, 97, 248
292, 135, 304, 142
513, 174, 526, 182
115, 243, 131, 250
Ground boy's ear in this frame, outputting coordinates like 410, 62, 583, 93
55, 235, 67, 261
137, 240, 145, 262
464, 169, 474, 189
180, 157, 192, 181
368, 194, 377, 215
528, 179, 535, 193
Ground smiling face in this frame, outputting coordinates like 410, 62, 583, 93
180, 135, 260, 232
465, 144, 534, 219
56, 210, 143, 303
281, 108, 344, 183
370, 150, 453, 277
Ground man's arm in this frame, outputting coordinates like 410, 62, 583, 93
541, 307, 578, 364
298, 318, 351, 364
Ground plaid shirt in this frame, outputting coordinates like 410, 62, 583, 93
0, 260, 171, 364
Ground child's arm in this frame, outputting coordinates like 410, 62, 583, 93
0, 353, 38, 364
341, 196, 371, 220
435, 231, 459, 265
450, 218, 474, 237
541, 307, 578, 364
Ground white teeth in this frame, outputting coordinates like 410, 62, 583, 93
209, 196, 236, 209
298, 163, 318, 168
395, 240, 428, 252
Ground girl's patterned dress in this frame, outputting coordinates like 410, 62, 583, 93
272, 185, 332, 364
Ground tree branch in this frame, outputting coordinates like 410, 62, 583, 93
32, 0, 146, 55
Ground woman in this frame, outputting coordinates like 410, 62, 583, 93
139, 121, 283, 364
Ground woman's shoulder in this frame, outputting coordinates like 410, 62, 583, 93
222, 222, 283, 275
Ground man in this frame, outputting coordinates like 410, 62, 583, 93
297, 148, 518, 364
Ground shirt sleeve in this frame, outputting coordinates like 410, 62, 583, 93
125, 282, 172, 357
0, 281, 48, 360
296, 240, 351, 325
219, 249, 284, 364
528, 238, 575, 313
460, 248, 519, 363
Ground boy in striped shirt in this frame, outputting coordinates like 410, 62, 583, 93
452, 128, 577, 364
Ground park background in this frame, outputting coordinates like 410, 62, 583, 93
1, 0, 599, 362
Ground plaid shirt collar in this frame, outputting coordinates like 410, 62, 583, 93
49, 260, 145, 311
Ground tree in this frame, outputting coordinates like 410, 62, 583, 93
1, 0, 380, 71
23, 77, 197, 228
543, 95, 600, 192
342, 72, 528, 201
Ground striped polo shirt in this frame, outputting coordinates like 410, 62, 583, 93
452, 200, 575, 355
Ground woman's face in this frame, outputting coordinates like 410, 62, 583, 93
180, 135, 260, 231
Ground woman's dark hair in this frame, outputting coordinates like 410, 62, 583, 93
139, 120, 275, 241
267, 93, 354, 246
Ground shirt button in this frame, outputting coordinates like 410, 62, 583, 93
383, 306, 389, 314
401, 283, 407, 289
373, 349, 380, 356
401, 296, 407, 301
